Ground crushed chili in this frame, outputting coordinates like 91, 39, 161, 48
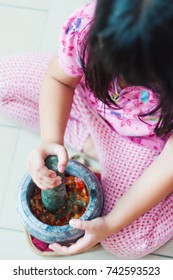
30, 175, 89, 226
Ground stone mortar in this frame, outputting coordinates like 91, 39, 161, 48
16, 160, 103, 244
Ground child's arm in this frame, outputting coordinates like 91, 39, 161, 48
39, 55, 80, 146
27, 55, 81, 190
49, 134, 173, 255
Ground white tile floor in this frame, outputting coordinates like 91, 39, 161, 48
0, 0, 172, 260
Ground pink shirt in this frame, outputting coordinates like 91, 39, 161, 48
57, 0, 169, 151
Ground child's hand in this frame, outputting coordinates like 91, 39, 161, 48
27, 143, 68, 190
48, 216, 110, 255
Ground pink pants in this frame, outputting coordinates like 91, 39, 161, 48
0, 53, 173, 258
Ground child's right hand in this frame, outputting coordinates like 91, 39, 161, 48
27, 143, 68, 190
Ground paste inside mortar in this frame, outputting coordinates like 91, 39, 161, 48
30, 174, 89, 226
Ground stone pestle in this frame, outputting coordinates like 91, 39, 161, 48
41, 155, 66, 213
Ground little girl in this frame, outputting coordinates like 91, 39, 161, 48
1, 0, 173, 258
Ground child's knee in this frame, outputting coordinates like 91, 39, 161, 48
101, 230, 160, 259
101, 241, 144, 259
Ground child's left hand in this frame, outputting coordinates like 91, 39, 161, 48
48, 216, 110, 255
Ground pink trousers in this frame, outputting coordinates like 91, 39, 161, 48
0, 53, 173, 258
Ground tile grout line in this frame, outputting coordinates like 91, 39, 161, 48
38, 9, 51, 52
0, 3, 48, 12
0, 227, 23, 233
38, 0, 56, 52
150, 253, 173, 259
0, 127, 22, 220
0, 123, 21, 129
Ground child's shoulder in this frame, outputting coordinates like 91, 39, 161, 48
68, 0, 97, 20
62, 1, 97, 36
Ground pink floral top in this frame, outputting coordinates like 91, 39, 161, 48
57, 0, 169, 151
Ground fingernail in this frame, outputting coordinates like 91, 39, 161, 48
56, 178, 62, 184
49, 245, 54, 250
58, 165, 65, 173
50, 173, 56, 178
69, 219, 77, 227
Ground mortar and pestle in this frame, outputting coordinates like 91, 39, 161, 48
16, 156, 103, 244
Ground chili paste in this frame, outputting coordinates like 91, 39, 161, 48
30, 175, 89, 226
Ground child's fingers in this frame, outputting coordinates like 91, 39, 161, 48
30, 169, 62, 190
27, 150, 45, 172
27, 149, 55, 177
37, 175, 62, 190
52, 145, 69, 173
27, 143, 69, 189
37, 144, 69, 173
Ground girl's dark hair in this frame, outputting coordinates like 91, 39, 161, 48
81, 0, 173, 136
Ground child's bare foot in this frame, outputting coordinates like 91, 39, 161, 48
83, 135, 98, 160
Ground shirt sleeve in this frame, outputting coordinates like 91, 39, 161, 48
57, 2, 95, 77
